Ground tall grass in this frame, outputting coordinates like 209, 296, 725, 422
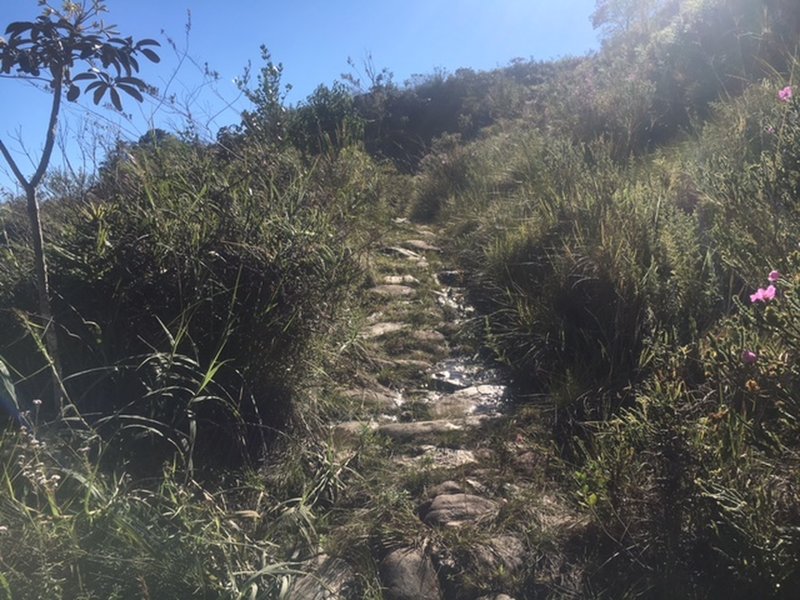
0, 129, 400, 597
0, 132, 394, 468
408, 67, 800, 595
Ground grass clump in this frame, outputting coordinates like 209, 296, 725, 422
0, 132, 395, 467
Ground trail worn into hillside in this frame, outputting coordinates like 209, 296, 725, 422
289, 220, 586, 600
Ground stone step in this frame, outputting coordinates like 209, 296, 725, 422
401, 239, 442, 253
362, 321, 407, 339
369, 284, 417, 298
383, 274, 420, 285
376, 417, 486, 444
419, 493, 498, 527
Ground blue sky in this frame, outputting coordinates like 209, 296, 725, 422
0, 0, 599, 194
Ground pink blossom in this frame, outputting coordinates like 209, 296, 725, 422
750, 285, 777, 303
779, 86, 793, 103
768, 270, 781, 282
741, 350, 758, 364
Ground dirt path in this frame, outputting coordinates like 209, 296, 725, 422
289, 220, 582, 600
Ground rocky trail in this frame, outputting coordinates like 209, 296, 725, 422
288, 219, 583, 600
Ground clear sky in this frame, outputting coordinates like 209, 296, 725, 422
0, 0, 599, 195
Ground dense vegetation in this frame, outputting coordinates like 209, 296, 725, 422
1, 0, 800, 597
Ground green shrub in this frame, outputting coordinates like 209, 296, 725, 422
434, 133, 721, 417
0, 135, 381, 467
579, 264, 800, 596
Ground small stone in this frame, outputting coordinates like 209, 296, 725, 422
428, 480, 464, 498
379, 548, 442, 600
420, 493, 498, 527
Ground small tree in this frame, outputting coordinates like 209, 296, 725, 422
0, 0, 159, 413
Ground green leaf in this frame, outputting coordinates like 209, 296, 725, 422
72, 72, 97, 82
141, 48, 160, 63
5, 21, 32, 36
117, 83, 143, 102
109, 86, 122, 111
66, 84, 80, 101
117, 76, 145, 87
92, 83, 106, 105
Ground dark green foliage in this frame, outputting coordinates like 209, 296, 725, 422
350, 61, 556, 171
0, 134, 373, 466
289, 82, 365, 155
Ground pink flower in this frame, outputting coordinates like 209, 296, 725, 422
750, 285, 777, 303
741, 350, 758, 364
768, 270, 781, 282
779, 86, 793, 103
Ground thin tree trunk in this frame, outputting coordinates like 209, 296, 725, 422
0, 67, 66, 414
24, 183, 64, 412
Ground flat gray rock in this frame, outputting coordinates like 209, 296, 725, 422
339, 385, 400, 410
420, 493, 498, 527
369, 284, 416, 298
377, 418, 483, 444
428, 385, 507, 419
379, 548, 442, 600
330, 421, 377, 447
413, 330, 447, 344
427, 480, 465, 498
383, 274, 420, 285
362, 322, 407, 339
381, 246, 422, 260
402, 239, 442, 253
375, 358, 435, 373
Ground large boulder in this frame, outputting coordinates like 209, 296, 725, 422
379, 547, 442, 600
